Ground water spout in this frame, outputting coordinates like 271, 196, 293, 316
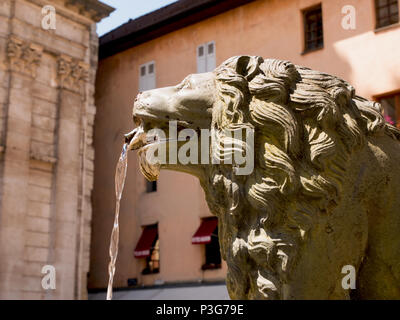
106, 142, 128, 300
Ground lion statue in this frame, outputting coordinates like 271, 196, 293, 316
126, 56, 400, 299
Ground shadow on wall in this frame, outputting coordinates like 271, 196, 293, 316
331, 26, 400, 99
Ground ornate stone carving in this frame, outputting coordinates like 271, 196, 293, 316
65, 0, 115, 23
127, 56, 400, 299
57, 55, 89, 92
7, 36, 43, 78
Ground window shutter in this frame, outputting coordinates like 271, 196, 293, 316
139, 62, 156, 91
197, 44, 206, 73
206, 41, 216, 72
147, 62, 156, 90
139, 64, 146, 92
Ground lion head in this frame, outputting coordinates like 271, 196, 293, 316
128, 56, 400, 299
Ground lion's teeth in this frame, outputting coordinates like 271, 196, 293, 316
127, 129, 146, 150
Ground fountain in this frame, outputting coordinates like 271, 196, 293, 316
117, 56, 400, 299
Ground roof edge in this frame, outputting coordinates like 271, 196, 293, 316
99, 0, 256, 60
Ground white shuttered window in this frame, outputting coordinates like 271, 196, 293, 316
197, 41, 215, 73
139, 61, 156, 92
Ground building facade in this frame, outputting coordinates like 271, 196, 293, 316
90, 0, 400, 293
0, 0, 113, 299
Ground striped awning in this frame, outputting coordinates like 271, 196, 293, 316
134, 225, 158, 258
192, 218, 218, 244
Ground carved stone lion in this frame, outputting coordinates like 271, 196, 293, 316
128, 56, 400, 299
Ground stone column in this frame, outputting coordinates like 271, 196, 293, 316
51, 54, 88, 299
0, 35, 43, 299
75, 23, 98, 300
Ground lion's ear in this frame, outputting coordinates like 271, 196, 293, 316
221, 55, 263, 82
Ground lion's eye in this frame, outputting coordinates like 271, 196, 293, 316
182, 81, 192, 89
177, 77, 192, 90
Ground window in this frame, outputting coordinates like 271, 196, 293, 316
197, 41, 216, 73
375, 0, 399, 29
203, 225, 221, 270
303, 4, 323, 52
192, 217, 221, 270
134, 224, 160, 275
377, 92, 400, 127
139, 61, 156, 92
146, 180, 157, 193
142, 237, 160, 275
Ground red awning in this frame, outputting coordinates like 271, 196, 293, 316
134, 225, 158, 258
192, 218, 218, 244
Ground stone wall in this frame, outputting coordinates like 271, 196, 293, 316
0, 0, 113, 299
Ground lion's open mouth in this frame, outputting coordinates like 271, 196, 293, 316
125, 112, 200, 181
124, 118, 156, 150
124, 118, 161, 181
125, 116, 193, 181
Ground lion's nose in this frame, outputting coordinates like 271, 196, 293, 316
133, 97, 145, 114
135, 91, 145, 101
133, 104, 147, 119
133, 91, 150, 107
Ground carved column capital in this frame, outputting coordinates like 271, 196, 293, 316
7, 36, 43, 78
57, 54, 89, 92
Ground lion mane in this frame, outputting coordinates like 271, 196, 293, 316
199, 56, 400, 299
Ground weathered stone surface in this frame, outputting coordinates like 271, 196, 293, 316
26, 231, 51, 247
24, 247, 49, 263
23, 261, 43, 277
58, 54, 88, 92
28, 169, 53, 188
32, 84, 58, 105
28, 201, 51, 219
22, 291, 44, 299
28, 184, 52, 203
26, 217, 51, 234
129, 56, 400, 299
21, 276, 43, 292
31, 113, 56, 131
7, 36, 43, 78
0, 0, 114, 300
0, 1, 11, 17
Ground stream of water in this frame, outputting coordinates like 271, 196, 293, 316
106, 143, 128, 300
105, 129, 192, 299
